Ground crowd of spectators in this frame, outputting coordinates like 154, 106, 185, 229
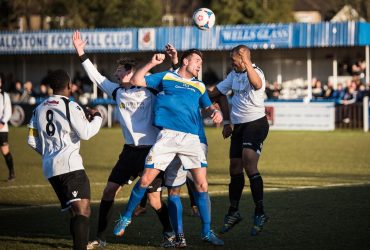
1, 71, 94, 105
264, 59, 369, 104
1, 59, 369, 106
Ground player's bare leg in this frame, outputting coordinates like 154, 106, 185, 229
70, 199, 91, 250
186, 178, 199, 216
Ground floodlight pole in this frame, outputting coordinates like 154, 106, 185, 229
306, 49, 312, 102
332, 51, 338, 89
366, 45, 369, 90
277, 57, 282, 84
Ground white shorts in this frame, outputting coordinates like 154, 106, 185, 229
145, 129, 207, 172
165, 143, 208, 187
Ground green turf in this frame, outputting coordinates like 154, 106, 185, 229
0, 127, 369, 249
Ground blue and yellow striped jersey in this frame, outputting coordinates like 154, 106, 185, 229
145, 70, 211, 135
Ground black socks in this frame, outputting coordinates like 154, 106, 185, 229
97, 200, 114, 240
70, 215, 89, 250
248, 173, 264, 215
155, 202, 173, 233
228, 173, 245, 214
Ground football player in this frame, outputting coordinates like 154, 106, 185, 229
27, 69, 102, 250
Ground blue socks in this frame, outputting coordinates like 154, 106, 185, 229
122, 181, 147, 218
195, 191, 211, 236
168, 194, 183, 234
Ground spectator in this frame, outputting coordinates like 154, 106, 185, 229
20, 81, 35, 103
74, 71, 93, 94
312, 80, 324, 99
356, 84, 367, 102
357, 60, 366, 84
34, 83, 49, 101
71, 82, 83, 102
271, 81, 281, 99
340, 81, 357, 124
332, 83, 345, 103
9, 80, 23, 103
323, 81, 335, 99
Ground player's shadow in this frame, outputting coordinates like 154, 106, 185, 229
0, 237, 71, 249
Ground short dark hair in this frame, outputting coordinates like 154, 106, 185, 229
47, 69, 70, 92
117, 57, 137, 71
180, 49, 203, 66
231, 45, 250, 54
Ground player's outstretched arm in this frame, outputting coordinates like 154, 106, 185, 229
72, 31, 86, 57
130, 53, 165, 87
165, 43, 179, 69
72, 31, 118, 97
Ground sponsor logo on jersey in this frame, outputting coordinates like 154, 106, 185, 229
72, 191, 78, 198
175, 84, 196, 92
119, 102, 145, 110
44, 100, 59, 105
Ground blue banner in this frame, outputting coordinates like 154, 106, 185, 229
218, 24, 291, 49
0, 29, 136, 54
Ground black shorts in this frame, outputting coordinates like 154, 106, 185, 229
108, 144, 164, 193
230, 116, 269, 158
0, 132, 8, 146
48, 170, 90, 211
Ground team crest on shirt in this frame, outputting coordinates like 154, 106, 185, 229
119, 102, 126, 109
72, 191, 78, 197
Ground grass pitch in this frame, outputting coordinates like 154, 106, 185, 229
0, 127, 369, 249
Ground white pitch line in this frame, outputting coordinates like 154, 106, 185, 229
0, 182, 107, 190
0, 182, 369, 212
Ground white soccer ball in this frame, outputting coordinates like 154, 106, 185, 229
193, 8, 215, 30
